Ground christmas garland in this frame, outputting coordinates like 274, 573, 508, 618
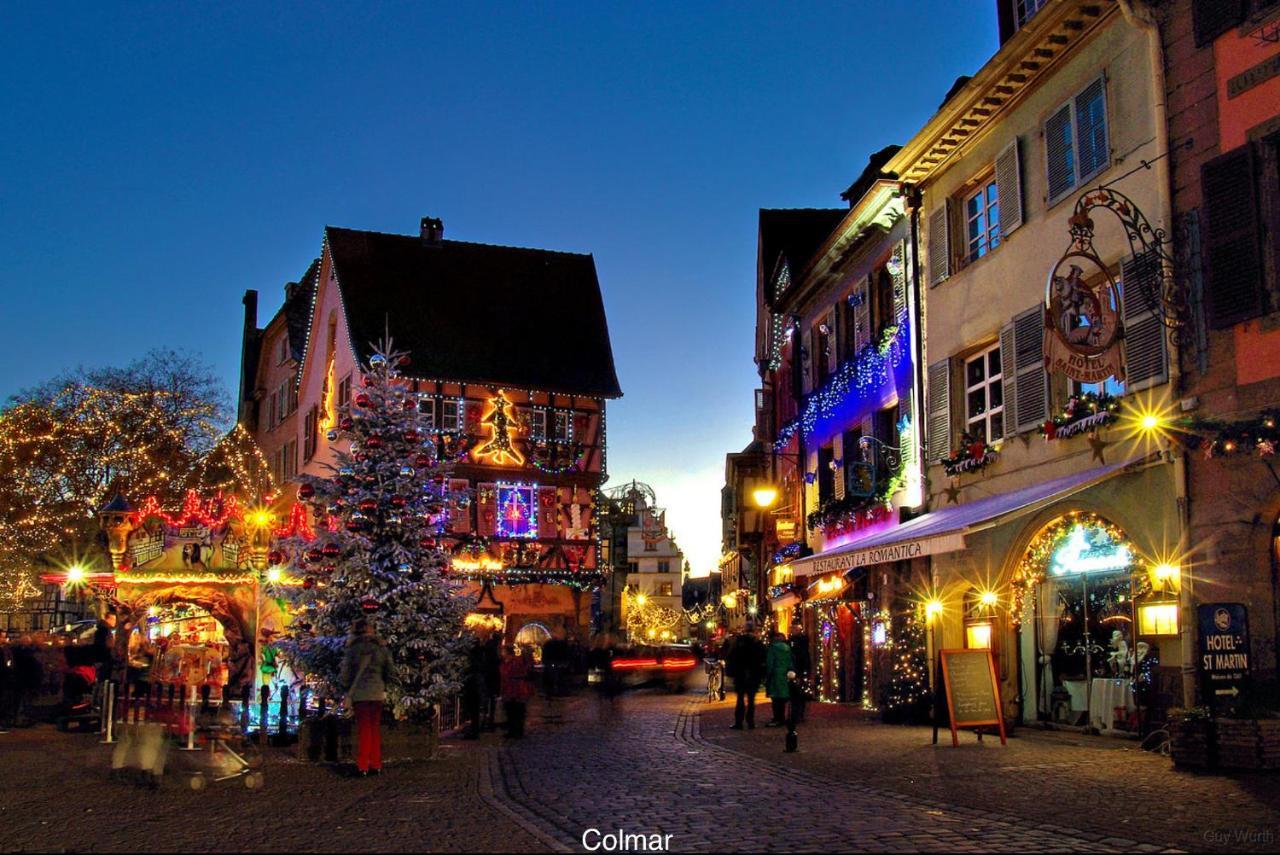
1187, 411, 1279, 459
1040, 392, 1119, 441
775, 322, 909, 451
942, 435, 999, 477
1010, 512, 1144, 622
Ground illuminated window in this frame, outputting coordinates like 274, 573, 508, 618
441, 399, 465, 433
965, 344, 1004, 443
553, 411, 573, 443
417, 396, 435, 429
496, 483, 538, 539
966, 622, 993, 649
1138, 602, 1179, 636
657, 582, 673, 597
526, 408, 547, 440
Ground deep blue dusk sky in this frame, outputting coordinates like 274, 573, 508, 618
0, 2, 996, 575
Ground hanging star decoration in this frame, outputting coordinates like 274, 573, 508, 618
1088, 431, 1112, 463
475, 389, 525, 466
943, 483, 962, 505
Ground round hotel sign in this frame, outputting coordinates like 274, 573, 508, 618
1043, 249, 1125, 384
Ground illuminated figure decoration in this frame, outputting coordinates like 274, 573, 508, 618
496, 483, 538, 539
319, 354, 337, 432
475, 389, 525, 466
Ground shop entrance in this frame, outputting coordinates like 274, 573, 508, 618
1019, 514, 1145, 733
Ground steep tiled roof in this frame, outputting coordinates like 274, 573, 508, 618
324, 226, 621, 398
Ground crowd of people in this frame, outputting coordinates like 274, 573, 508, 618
718, 623, 811, 731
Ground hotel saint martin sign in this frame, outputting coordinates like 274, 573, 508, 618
1043, 247, 1125, 384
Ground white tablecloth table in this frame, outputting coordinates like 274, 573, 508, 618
1090, 677, 1135, 733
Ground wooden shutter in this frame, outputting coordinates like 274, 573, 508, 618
926, 358, 952, 461
1202, 146, 1264, 329
1013, 306, 1049, 433
476, 483, 497, 537
1193, 0, 1247, 46
995, 137, 1023, 237
1074, 77, 1108, 183
537, 486, 559, 539
1121, 250, 1169, 391
927, 203, 952, 286
855, 277, 872, 349
1045, 103, 1075, 204
449, 478, 472, 534
833, 435, 846, 501
892, 241, 909, 322
999, 323, 1018, 439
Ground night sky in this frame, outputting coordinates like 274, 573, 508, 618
0, 1, 996, 575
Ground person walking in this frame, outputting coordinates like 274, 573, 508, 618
461, 635, 486, 739
500, 645, 534, 738
764, 631, 794, 727
340, 618, 394, 777
788, 627, 811, 724
481, 633, 501, 732
725, 624, 765, 730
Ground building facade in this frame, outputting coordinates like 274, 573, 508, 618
1160, 0, 1280, 688
241, 218, 621, 643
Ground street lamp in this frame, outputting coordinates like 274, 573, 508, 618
751, 485, 779, 509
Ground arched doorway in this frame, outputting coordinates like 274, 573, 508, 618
1014, 512, 1152, 731
514, 621, 551, 664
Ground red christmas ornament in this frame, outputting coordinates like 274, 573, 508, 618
321, 543, 341, 558
303, 576, 315, 590
360, 597, 380, 613
403, 429, 420, 443
306, 548, 323, 563
267, 550, 285, 566
365, 435, 384, 449
298, 483, 315, 500
340, 417, 354, 430
347, 519, 367, 533
355, 393, 371, 408
419, 536, 437, 549
968, 440, 987, 459
414, 453, 433, 468
359, 499, 378, 512
321, 564, 336, 574
402, 398, 417, 411
391, 495, 408, 508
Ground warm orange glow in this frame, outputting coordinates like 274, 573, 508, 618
752, 486, 779, 508
319, 355, 337, 433
474, 390, 525, 466
451, 555, 505, 573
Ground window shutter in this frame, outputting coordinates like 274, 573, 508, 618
926, 358, 952, 461
927, 203, 951, 286
1202, 146, 1264, 329
833, 435, 846, 501
1193, 0, 1246, 46
537, 486, 559, 539
825, 310, 838, 374
476, 483, 497, 537
1074, 77, 1109, 183
1013, 306, 1049, 432
995, 137, 1024, 236
1121, 250, 1169, 391
1045, 103, 1076, 204
855, 277, 872, 349
449, 478, 472, 534
999, 323, 1018, 439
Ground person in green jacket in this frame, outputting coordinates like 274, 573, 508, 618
764, 631, 794, 728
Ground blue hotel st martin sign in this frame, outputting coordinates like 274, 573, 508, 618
1197, 603, 1251, 710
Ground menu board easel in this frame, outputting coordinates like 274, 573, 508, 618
938, 648, 1007, 748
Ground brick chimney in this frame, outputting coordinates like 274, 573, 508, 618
420, 216, 444, 246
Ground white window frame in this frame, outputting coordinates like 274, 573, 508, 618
526, 408, 547, 440
553, 411, 572, 443
964, 343, 1005, 444
964, 179, 1001, 262
417, 396, 436, 429
1045, 75, 1110, 206
1015, 0, 1048, 29
440, 399, 464, 433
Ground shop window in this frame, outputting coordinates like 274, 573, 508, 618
964, 344, 1004, 443
965, 622, 993, 650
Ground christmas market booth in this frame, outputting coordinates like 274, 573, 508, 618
45, 491, 295, 728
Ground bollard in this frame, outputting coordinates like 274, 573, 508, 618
259, 685, 270, 745
179, 684, 199, 751
99, 681, 116, 744
278, 685, 290, 741
240, 683, 251, 733
784, 675, 798, 754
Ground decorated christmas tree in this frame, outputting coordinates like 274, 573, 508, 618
881, 610, 931, 723
277, 344, 474, 720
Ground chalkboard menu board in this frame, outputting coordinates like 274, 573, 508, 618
939, 649, 1006, 747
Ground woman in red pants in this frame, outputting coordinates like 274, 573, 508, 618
340, 618, 394, 776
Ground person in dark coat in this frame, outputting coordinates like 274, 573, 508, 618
339, 618, 394, 776
12, 637, 43, 728
725, 625, 766, 730
92, 612, 119, 686
461, 635, 487, 739
500, 645, 534, 738
481, 634, 502, 731
789, 628, 811, 724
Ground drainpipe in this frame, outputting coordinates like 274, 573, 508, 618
1120, 0, 1196, 707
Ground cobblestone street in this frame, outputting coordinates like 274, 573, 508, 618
5, 691, 1279, 852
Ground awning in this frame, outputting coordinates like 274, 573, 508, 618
769, 591, 801, 610
787, 452, 1159, 579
